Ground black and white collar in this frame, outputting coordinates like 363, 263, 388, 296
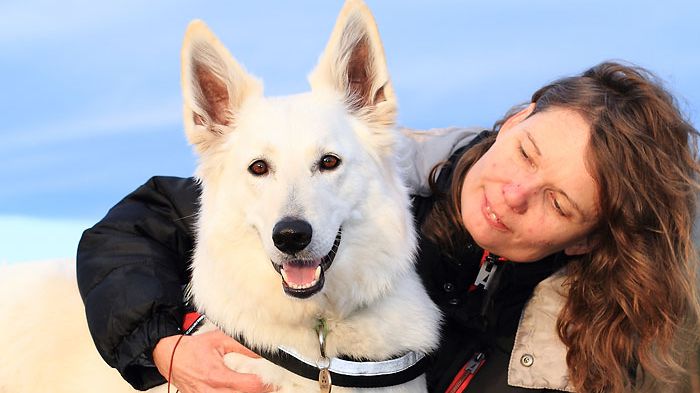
186, 314, 428, 388
238, 335, 428, 388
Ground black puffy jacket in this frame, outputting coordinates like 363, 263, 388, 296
77, 176, 199, 389
77, 140, 566, 392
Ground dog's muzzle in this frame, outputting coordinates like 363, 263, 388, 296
271, 225, 342, 299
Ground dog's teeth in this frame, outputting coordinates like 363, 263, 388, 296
280, 268, 289, 282
314, 266, 321, 281
296, 281, 312, 289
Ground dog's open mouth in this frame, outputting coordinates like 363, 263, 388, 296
272, 228, 342, 299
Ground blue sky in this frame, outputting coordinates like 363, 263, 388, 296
1, 0, 699, 263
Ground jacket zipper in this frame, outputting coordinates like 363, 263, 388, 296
445, 352, 486, 393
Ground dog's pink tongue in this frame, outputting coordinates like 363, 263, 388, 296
282, 261, 319, 286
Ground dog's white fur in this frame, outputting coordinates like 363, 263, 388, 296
0, 260, 139, 392
0, 1, 440, 392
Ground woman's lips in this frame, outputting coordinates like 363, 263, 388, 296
482, 195, 510, 232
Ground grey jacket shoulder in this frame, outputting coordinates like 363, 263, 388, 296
397, 126, 484, 196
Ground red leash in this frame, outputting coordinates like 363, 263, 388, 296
167, 312, 204, 392
167, 334, 186, 393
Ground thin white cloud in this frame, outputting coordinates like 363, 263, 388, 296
0, 167, 123, 199
0, 102, 182, 151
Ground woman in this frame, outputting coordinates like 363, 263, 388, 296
77, 62, 700, 392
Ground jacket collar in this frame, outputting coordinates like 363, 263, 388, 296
508, 269, 575, 392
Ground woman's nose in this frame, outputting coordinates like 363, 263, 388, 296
502, 181, 536, 214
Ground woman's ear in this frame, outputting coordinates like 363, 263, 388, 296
500, 103, 536, 133
564, 236, 596, 256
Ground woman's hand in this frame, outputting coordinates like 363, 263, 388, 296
153, 330, 273, 393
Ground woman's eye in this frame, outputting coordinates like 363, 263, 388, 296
519, 145, 529, 159
248, 160, 269, 176
551, 194, 566, 216
319, 154, 341, 171
519, 145, 534, 167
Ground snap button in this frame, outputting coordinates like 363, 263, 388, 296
443, 282, 454, 292
520, 354, 534, 367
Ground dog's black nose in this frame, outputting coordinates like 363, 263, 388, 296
272, 219, 312, 254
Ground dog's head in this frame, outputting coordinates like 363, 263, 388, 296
183, 1, 416, 316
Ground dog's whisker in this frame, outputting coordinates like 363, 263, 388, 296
175, 213, 198, 222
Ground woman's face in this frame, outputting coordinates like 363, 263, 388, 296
460, 105, 599, 262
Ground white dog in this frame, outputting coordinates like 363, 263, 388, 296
180, 0, 440, 391
0, 1, 441, 392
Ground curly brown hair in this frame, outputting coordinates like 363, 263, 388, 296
424, 62, 700, 392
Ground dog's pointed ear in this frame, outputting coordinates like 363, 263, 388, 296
308, 0, 396, 128
181, 20, 263, 154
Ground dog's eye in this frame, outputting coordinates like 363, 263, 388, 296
248, 160, 269, 176
319, 155, 341, 171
